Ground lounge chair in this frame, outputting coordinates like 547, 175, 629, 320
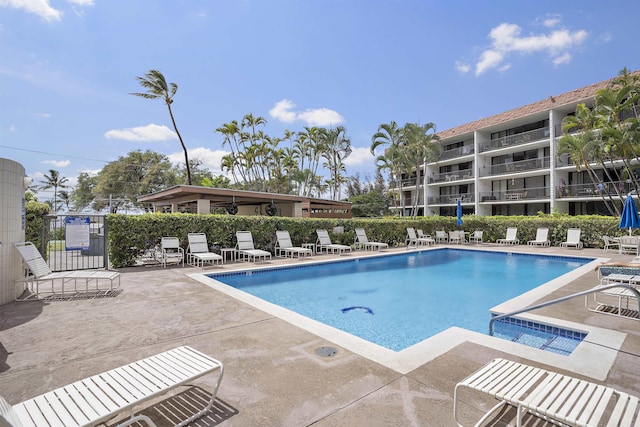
454, 358, 640, 427
354, 228, 389, 251
560, 228, 583, 249
186, 233, 223, 267
587, 283, 640, 318
406, 227, 435, 248
435, 230, 448, 244
236, 231, 272, 262
602, 235, 620, 253
316, 229, 352, 255
275, 230, 312, 258
496, 227, 519, 245
468, 230, 483, 244
157, 236, 184, 268
14, 242, 120, 301
417, 229, 436, 244
527, 227, 550, 247
0, 346, 223, 427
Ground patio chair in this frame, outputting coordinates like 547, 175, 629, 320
468, 230, 483, 244
602, 235, 620, 253
275, 230, 312, 258
496, 227, 519, 245
406, 227, 435, 248
0, 346, 223, 427
448, 230, 464, 245
316, 229, 352, 255
527, 227, 550, 247
236, 231, 272, 262
560, 228, 583, 249
157, 236, 184, 268
14, 242, 120, 301
435, 230, 448, 244
619, 236, 640, 255
454, 358, 640, 427
354, 228, 388, 251
186, 233, 223, 267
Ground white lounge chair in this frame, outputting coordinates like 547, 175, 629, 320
186, 233, 223, 267
157, 237, 184, 268
354, 228, 388, 251
275, 230, 312, 258
454, 358, 640, 427
560, 228, 583, 249
435, 230, 448, 244
0, 346, 223, 427
527, 227, 550, 246
417, 229, 436, 244
496, 227, 519, 245
406, 227, 435, 248
236, 231, 272, 262
468, 230, 483, 244
14, 242, 120, 301
316, 229, 352, 255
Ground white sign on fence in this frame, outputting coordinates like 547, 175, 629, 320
65, 216, 90, 250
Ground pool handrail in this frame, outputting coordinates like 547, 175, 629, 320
489, 283, 640, 335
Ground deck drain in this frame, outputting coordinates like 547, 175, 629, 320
315, 346, 337, 357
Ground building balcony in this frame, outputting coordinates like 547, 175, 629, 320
556, 181, 629, 198
428, 194, 474, 205
481, 157, 551, 177
478, 127, 550, 153
428, 169, 473, 184
439, 145, 474, 161
479, 186, 549, 202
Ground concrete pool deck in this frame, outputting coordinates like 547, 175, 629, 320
1, 244, 640, 426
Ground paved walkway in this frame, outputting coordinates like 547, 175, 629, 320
1, 244, 640, 426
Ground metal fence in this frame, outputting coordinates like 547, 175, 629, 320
40, 214, 108, 272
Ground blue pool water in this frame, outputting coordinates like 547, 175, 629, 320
208, 249, 591, 353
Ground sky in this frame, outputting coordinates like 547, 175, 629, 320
1, 0, 640, 204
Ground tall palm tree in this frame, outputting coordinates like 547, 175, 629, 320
39, 169, 69, 212
130, 69, 192, 185
322, 126, 352, 200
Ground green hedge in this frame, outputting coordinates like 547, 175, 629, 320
105, 213, 624, 268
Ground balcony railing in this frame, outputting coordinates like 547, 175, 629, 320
483, 157, 551, 177
478, 186, 549, 202
556, 181, 629, 198
439, 145, 474, 161
428, 169, 474, 183
478, 128, 550, 153
428, 194, 474, 204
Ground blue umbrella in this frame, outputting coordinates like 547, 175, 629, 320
456, 199, 463, 226
619, 196, 640, 235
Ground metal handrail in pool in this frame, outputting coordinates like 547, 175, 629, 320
489, 283, 640, 335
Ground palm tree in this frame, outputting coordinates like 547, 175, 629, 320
130, 69, 192, 185
39, 169, 69, 212
322, 126, 352, 200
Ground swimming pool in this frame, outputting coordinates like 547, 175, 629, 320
206, 249, 592, 352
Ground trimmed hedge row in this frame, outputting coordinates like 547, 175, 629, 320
106, 213, 624, 268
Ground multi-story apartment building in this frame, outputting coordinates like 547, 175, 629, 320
398, 70, 639, 217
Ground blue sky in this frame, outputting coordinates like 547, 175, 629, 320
1, 0, 639, 203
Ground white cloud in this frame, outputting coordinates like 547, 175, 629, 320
68, 0, 93, 5
343, 147, 374, 167
38, 112, 51, 118
466, 17, 588, 76
104, 124, 177, 142
168, 147, 228, 175
269, 99, 345, 127
455, 61, 471, 74
0, 0, 62, 21
41, 159, 71, 168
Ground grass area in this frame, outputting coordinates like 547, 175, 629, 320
47, 240, 66, 251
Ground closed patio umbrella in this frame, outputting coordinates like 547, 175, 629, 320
619, 196, 640, 235
456, 199, 463, 226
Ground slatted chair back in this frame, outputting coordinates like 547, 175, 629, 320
355, 228, 370, 244
316, 229, 333, 245
187, 233, 210, 254
15, 242, 53, 278
236, 231, 257, 251
276, 230, 294, 249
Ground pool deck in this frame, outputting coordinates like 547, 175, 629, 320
2, 244, 640, 426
